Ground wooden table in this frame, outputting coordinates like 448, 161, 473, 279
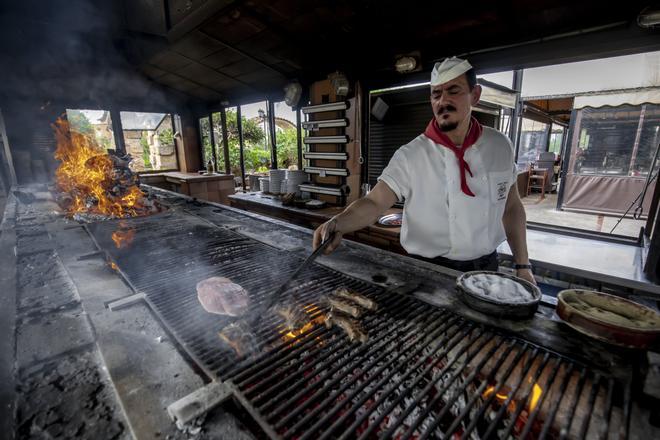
142, 172, 236, 204
229, 192, 406, 254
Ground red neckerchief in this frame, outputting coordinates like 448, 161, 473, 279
424, 116, 483, 197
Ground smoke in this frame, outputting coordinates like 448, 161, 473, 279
0, 0, 192, 184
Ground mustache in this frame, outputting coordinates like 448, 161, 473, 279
436, 105, 457, 115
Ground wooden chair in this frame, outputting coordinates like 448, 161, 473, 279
527, 163, 548, 199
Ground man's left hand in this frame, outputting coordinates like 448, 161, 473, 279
516, 268, 537, 285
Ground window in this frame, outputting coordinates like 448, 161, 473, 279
273, 101, 300, 170
210, 112, 225, 172
548, 123, 565, 155
569, 104, 660, 177
119, 112, 178, 172
65, 109, 116, 151
517, 118, 549, 166
199, 116, 213, 170
239, 102, 271, 174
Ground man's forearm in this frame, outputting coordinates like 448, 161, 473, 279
334, 197, 384, 234
503, 201, 530, 264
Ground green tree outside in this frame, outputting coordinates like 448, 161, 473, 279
67, 110, 94, 136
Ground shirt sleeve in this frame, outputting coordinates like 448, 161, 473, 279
377, 148, 410, 202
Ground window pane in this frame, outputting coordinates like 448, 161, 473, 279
632, 105, 660, 177
211, 112, 225, 172
239, 102, 270, 173
548, 123, 564, 154
120, 112, 178, 172
517, 118, 549, 166
273, 101, 299, 170
568, 105, 660, 177
65, 109, 116, 151
199, 116, 212, 170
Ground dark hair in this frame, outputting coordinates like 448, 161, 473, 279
465, 68, 477, 90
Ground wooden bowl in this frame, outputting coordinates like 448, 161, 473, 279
557, 289, 660, 349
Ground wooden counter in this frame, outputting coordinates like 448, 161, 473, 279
142, 172, 236, 204
229, 192, 406, 253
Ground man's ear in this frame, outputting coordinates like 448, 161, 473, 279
471, 84, 482, 106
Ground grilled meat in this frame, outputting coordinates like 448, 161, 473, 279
327, 297, 363, 318
218, 321, 257, 358
273, 303, 308, 330
324, 310, 368, 343
197, 276, 249, 317
334, 288, 378, 311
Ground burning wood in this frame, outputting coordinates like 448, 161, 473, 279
52, 117, 161, 221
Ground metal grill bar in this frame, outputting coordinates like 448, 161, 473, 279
86, 210, 633, 440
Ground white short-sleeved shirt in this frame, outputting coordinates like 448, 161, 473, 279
377, 126, 517, 261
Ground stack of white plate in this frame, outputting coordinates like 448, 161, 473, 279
285, 170, 308, 195
259, 177, 270, 193
280, 179, 288, 194
269, 169, 286, 195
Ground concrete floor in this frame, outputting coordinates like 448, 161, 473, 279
521, 192, 646, 237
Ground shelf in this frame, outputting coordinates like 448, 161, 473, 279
301, 118, 348, 131
299, 184, 345, 197
304, 167, 349, 177
303, 152, 348, 161
301, 101, 348, 114
303, 135, 349, 144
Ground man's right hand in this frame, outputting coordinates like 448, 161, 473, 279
313, 217, 343, 255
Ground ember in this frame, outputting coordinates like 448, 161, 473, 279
53, 117, 160, 221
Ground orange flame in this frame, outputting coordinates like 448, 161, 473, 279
111, 228, 136, 249
109, 261, 119, 271
483, 385, 517, 412
53, 117, 147, 218
280, 304, 325, 342
529, 383, 542, 412
483, 381, 543, 413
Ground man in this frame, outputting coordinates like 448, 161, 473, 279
313, 56, 535, 284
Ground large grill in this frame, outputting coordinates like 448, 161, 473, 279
87, 210, 632, 439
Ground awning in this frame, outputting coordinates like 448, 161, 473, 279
573, 88, 660, 109
478, 80, 517, 109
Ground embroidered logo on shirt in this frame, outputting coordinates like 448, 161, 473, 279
496, 181, 508, 201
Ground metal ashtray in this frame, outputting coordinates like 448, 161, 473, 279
377, 213, 402, 227
557, 289, 660, 349
456, 271, 541, 319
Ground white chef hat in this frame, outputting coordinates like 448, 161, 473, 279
430, 57, 472, 86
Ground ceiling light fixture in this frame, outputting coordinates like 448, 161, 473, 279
638, 7, 660, 28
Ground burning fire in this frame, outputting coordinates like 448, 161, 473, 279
281, 304, 325, 342
529, 382, 542, 412
108, 261, 119, 271
53, 117, 149, 219
482, 381, 543, 412
111, 228, 136, 249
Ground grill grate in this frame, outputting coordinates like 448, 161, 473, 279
87, 211, 631, 439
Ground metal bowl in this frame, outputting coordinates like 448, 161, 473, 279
377, 213, 403, 227
456, 271, 542, 319
557, 289, 660, 349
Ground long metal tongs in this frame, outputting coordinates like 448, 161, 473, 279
262, 230, 334, 311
